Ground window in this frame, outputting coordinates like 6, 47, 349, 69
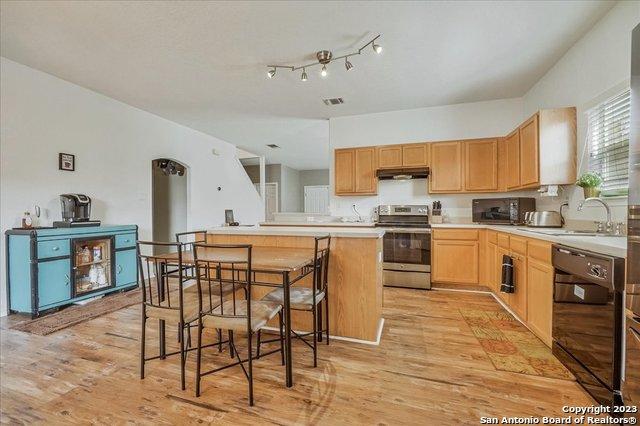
587, 90, 630, 191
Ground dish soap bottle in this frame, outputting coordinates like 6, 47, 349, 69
21, 212, 33, 229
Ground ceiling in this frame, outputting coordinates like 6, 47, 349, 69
0, 1, 615, 169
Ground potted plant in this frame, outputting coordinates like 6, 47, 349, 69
576, 172, 603, 198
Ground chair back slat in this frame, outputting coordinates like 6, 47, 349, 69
193, 243, 252, 330
176, 230, 207, 252
313, 235, 331, 295
137, 241, 186, 316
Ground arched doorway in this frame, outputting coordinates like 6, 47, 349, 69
152, 159, 187, 253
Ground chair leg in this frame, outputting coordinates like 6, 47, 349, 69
312, 305, 318, 368
247, 331, 254, 406
229, 330, 235, 359
325, 294, 330, 345
278, 311, 285, 366
195, 318, 203, 397
179, 321, 186, 391
317, 301, 323, 343
140, 313, 146, 379
256, 329, 261, 359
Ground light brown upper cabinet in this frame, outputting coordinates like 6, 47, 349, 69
519, 114, 540, 188
402, 143, 429, 167
377, 145, 403, 169
377, 143, 429, 169
429, 141, 463, 193
334, 147, 378, 195
505, 129, 521, 190
464, 138, 499, 192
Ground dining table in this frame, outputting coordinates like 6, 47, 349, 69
155, 245, 317, 388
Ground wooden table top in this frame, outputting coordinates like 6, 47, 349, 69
155, 246, 315, 272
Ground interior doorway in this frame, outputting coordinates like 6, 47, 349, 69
255, 182, 278, 221
152, 159, 187, 254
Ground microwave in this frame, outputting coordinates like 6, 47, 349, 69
472, 198, 536, 225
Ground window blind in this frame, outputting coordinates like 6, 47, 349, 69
587, 90, 630, 191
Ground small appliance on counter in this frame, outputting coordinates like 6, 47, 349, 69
53, 194, 101, 228
524, 203, 568, 228
472, 197, 535, 225
374, 205, 431, 290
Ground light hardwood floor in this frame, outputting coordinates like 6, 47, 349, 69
0, 288, 593, 425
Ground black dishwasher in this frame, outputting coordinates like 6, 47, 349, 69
552, 244, 626, 409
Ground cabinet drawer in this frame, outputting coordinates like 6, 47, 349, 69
37, 239, 70, 259
432, 229, 479, 241
497, 233, 510, 249
487, 230, 498, 244
527, 239, 552, 263
115, 233, 136, 249
510, 236, 528, 256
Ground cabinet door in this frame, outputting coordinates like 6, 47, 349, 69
510, 254, 528, 321
526, 258, 553, 347
505, 129, 521, 189
519, 114, 540, 187
487, 242, 498, 292
334, 149, 355, 194
38, 258, 71, 307
377, 146, 403, 169
432, 240, 479, 284
116, 249, 137, 287
354, 147, 377, 194
464, 139, 498, 191
429, 142, 463, 192
402, 144, 429, 167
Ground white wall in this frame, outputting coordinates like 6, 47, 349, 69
0, 57, 264, 315
522, 1, 640, 223
280, 165, 302, 213
328, 98, 530, 219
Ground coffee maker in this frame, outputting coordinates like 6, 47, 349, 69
53, 194, 101, 227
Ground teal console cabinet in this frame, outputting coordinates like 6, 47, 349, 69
5, 225, 138, 317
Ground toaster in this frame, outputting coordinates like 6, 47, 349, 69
525, 211, 563, 228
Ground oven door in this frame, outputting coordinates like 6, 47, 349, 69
383, 231, 430, 269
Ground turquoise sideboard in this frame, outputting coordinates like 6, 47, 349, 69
5, 225, 138, 317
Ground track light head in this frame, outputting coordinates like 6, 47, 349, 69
373, 43, 382, 54
301, 68, 308, 81
320, 64, 327, 77
345, 57, 354, 71
267, 68, 276, 79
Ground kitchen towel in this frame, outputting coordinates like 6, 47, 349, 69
500, 255, 514, 293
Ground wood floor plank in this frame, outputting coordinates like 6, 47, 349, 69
1, 288, 593, 424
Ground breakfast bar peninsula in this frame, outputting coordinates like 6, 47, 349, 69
206, 226, 384, 342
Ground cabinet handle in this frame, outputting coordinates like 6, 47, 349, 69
123, 239, 130, 243
117, 265, 123, 274
52, 246, 59, 251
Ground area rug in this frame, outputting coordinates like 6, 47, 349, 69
10, 288, 141, 336
459, 308, 573, 380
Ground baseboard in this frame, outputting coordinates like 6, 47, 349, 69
261, 317, 385, 346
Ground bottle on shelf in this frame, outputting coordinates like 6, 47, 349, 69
21, 212, 33, 229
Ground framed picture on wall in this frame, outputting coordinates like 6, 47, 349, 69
59, 153, 75, 171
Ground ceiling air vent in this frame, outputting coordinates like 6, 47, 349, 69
266, 144, 280, 149
323, 97, 344, 106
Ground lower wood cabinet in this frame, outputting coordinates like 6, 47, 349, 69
526, 258, 554, 347
509, 253, 527, 321
432, 239, 479, 284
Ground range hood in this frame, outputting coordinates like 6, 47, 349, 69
376, 167, 429, 180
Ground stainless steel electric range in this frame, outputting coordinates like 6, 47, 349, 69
374, 205, 431, 290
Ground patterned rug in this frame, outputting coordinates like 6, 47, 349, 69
10, 288, 141, 336
459, 308, 573, 380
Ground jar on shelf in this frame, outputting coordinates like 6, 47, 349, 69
93, 246, 102, 261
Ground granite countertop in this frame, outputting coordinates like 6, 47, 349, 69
207, 225, 384, 238
431, 223, 627, 258
259, 221, 376, 228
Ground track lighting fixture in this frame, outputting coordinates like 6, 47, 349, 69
266, 34, 382, 82
345, 57, 354, 71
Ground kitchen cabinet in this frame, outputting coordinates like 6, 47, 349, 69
486, 241, 499, 293
377, 146, 403, 169
402, 143, 429, 167
526, 258, 554, 347
505, 129, 521, 190
464, 138, 499, 192
495, 246, 510, 304
429, 142, 464, 193
37, 259, 71, 308
519, 114, 540, 188
334, 147, 377, 195
509, 252, 528, 321
432, 229, 479, 284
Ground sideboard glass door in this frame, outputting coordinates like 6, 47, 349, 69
72, 236, 115, 297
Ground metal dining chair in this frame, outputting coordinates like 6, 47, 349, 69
192, 243, 285, 406
259, 235, 331, 367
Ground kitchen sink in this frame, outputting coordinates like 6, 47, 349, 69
520, 229, 624, 237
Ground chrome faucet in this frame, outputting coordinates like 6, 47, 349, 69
577, 197, 612, 233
